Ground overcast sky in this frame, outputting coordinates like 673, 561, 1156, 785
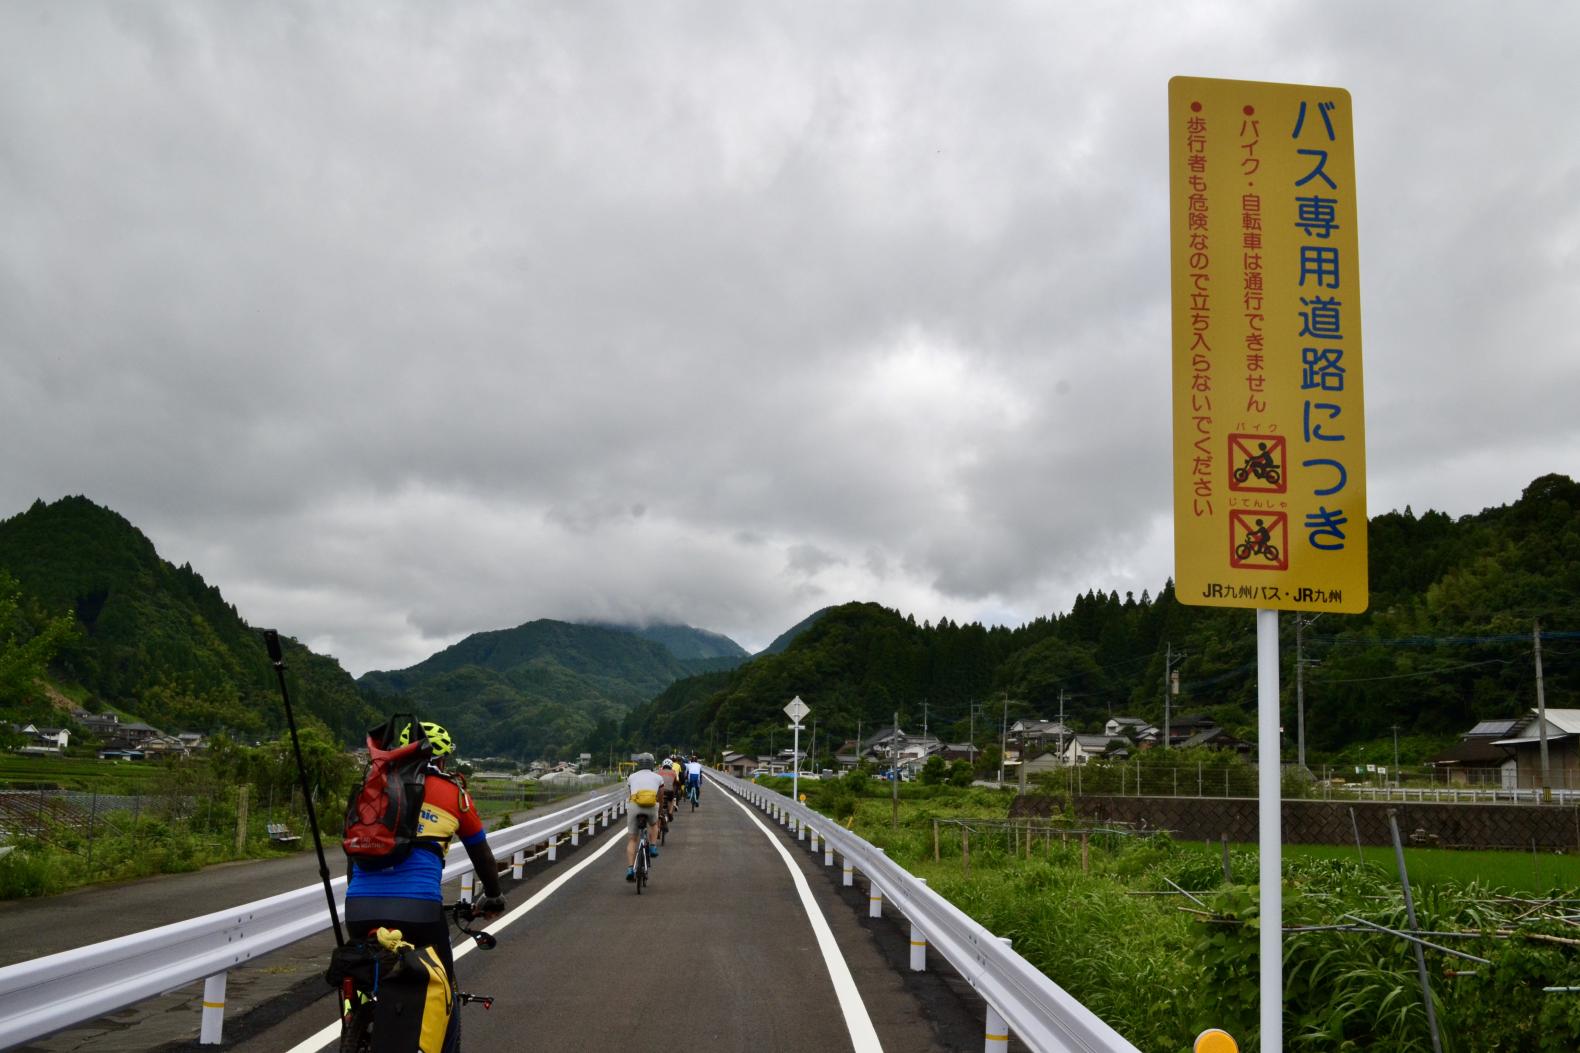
3, 2, 1577, 675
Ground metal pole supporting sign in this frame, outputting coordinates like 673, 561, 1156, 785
785, 696, 810, 803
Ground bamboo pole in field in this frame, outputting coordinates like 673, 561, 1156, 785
933, 819, 940, 862
962, 826, 970, 876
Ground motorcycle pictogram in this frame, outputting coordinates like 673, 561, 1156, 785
1233, 442, 1282, 487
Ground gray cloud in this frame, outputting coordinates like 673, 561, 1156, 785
3, 1, 1577, 673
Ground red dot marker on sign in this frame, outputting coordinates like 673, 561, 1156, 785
1191, 102, 1202, 112
1243, 105, 1255, 116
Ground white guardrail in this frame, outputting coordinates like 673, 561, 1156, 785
0, 785, 626, 1048
712, 770, 1143, 1053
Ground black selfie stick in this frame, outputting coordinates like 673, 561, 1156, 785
264, 629, 345, 947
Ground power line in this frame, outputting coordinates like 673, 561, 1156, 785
1313, 657, 1515, 684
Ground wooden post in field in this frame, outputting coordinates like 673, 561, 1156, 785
962, 826, 970, 876
1221, 833, 1232, 883
933, 819, 940, 862
1080, 831, 1089, 874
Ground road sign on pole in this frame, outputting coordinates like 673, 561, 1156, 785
1170, 76, 1370, 1053
785, 697, 810, 801
1169, 76, 1368, 616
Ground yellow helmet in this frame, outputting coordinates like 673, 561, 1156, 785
397, 720, 455, 757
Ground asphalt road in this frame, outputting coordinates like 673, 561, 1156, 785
3, 786, 619, 1052
242, 779, 997, 1052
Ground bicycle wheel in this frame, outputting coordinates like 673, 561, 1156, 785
636, 840, 647, 894
339, 1000, 375, 1053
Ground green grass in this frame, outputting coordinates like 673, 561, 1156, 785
1284, 842, 1580, 895
0, 754, 168, 792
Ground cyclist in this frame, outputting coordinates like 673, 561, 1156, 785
658, 756, 681, 822
685, 754, 702, 805
344, 720, 506, 1048
626, 754, 664, 881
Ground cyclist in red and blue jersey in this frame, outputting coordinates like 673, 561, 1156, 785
344, 721, 505, 1049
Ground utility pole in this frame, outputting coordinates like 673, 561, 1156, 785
1294, 613, 1322, 770
891, 710, 900, 828
1163, 645, 1186, 748
856, 718, 863, 768
999, 696, 1009, 785
968, 703, 975, 764
1164, 642, 1172, 748
810, 718, 817, 774
1058, 689, 1067, 767
1536, 619, 1550, 793
922, 700, 929, 742
1391, 724, 1401, 788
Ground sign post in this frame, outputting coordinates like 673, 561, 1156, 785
784, 696, 810, 803
1169, 76, 1368, 1053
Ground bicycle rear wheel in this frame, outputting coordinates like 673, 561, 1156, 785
636, 842, 647, 894
339, 1001, 375, 1053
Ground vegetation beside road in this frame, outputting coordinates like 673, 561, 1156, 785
764, 775, 1580, 1053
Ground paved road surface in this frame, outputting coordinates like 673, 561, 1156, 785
5, 787, 618, 1052
242, 779, 993, 1052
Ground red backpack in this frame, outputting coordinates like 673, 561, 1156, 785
343, 715, 433, 870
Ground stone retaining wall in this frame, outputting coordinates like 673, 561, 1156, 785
1009, 794, 1580, 850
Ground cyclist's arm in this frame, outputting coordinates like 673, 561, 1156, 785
462, 835, 503, 897
454, 786, 503, 898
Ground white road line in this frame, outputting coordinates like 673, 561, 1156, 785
713, 778, 884, 1053
282, 826, 625, 1053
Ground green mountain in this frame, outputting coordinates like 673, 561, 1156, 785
0, 496, 377, 742
358, 620, 699, 759
587, 621, 749, 663
759, 606, 833, 655
621, 475, 1580, 764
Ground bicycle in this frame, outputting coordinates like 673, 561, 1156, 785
634, 814, 653, 894
335, 899, 499, 1052
688, 781, 700, 811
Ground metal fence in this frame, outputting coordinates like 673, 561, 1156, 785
1029, 761, 1580, 803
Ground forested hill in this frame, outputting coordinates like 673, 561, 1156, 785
0, 496, 377, 741
587, 622, 749, 663
357, 620, 702, 759
620, 474, 1580, 763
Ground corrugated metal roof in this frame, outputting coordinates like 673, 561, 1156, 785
1467, 718, 1521, 738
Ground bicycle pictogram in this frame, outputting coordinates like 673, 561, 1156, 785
1229, 510, 1288, 571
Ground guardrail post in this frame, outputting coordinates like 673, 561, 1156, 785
909, 879, 929, 971
199, 972, 227, 1044
511, 850, 525, 880
824, 839, 834, 866
571, 823, 580, 847
798, 819, 807, 842
548, 836, 558, 862
983, 937, 1012, 1052
868, 853, 884, 918
460, 872, 475, 901
843, 857, 854, 886
810, 828, 819, 852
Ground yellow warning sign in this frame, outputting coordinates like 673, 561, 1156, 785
1169, 76, 1368, 612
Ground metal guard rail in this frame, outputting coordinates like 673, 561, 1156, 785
715, 770, 1142, 1053
0, 785, 625, 1048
